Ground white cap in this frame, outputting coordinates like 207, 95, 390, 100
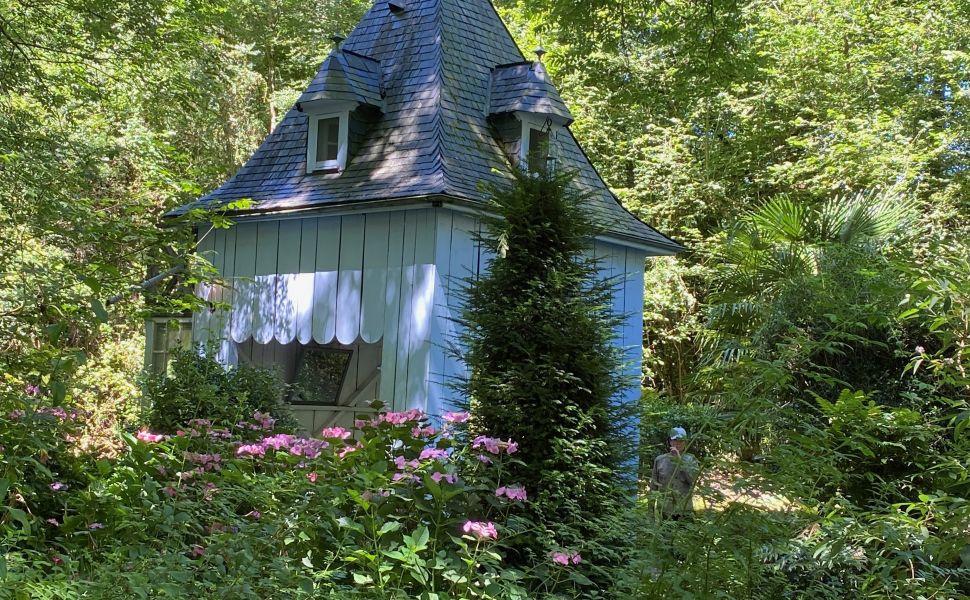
669, 426, 687, 440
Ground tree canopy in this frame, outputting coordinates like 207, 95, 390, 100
0, 0, 967, 597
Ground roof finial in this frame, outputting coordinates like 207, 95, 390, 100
331, 33, 346, 49
534, 46, 546, 63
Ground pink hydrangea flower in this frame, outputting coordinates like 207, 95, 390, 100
472, 436, 501, 454
418, 448, 449, 461
307, 472, 318, 483
261, 434, 295, 450
320, 426, 352, 440
338, 442, 363, 459
50, 482, 68, 492
190, 545, 205, 558
236, 444, 266, 457
163, 486, 177, 498
46, 518, 60, 526
472, 436, 519, 455
442, 411, 470, 423
411, 425, 437, 438
208, 428, 232, 440
184, 452, 223, 471
39, 407, 68, 420
135, 429, 165, 444
462, 521, 498, 541
290, 439, 328, 458
431, 471, 458, 484
25, 384, 41, 396
495, 485, 527, 501
8, 409, 24, 419
393, 456, 420, 470
252, 411, 276, 430
380, 409, 424, 425
550, 551, 582, 566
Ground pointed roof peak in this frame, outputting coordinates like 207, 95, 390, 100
168, 0, 682, 253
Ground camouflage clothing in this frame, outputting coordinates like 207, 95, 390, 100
649, 452, 698, 517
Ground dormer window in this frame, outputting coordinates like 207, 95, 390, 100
525, 125, 551, 172
488, 60, 572, 173
307, 111, 349, 173
519, 115, 555, 173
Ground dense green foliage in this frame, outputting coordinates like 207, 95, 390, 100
495, 0, 969, 596
457, 169, 629, 578
1, 0, 968, 597
144, 348, 293, 433
1, 393, 557, 598
0, 0, 369, 424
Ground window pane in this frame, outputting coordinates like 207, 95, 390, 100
177, 321, 193, 349
150, 320, 193, 375
527, 128, 550, 171
292, 348, 353, 405
152, 323, 169, 352
151, 353, 168, 375
316, 117, 340, 163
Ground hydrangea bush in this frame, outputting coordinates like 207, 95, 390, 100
2, 398, 595, 599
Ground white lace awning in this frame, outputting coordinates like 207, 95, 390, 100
193, 212, 436, 348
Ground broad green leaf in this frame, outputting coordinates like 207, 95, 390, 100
412, 524, 430, 550
91, 298, 109, 323
378, 521, 402, 536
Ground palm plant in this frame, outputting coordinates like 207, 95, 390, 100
703, 188, 917, 364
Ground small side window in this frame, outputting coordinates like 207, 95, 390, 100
316, 117, 340, 163
307, 112, 349, 172
518, 117, 555, 173
527, 127, 550, 172
147, 318, 193, 375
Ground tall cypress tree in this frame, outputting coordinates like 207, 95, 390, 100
458, 168, 628, 562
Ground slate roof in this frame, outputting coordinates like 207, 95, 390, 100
298, 49, 384, 108
488, 61, 572, 124
168, 0, 682, 253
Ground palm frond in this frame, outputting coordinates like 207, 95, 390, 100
820, 188, 917, 244
750, 195, 808, 242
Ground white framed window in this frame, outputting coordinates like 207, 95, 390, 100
146, 317, 193, 375
307, 111, 350, 173
518, 114, 556, 172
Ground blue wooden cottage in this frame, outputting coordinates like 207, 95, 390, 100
163, 0, 682, 433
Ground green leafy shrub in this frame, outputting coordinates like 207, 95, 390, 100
143, 347, 293, 434
0, 384, 89, 559
2, 405, 604, 599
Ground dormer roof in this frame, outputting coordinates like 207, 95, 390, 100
298, 49, 384, 109
488, 61, 572, 125
167, 0, 682, 254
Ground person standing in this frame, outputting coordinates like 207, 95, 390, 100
649, 427, 699, 519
